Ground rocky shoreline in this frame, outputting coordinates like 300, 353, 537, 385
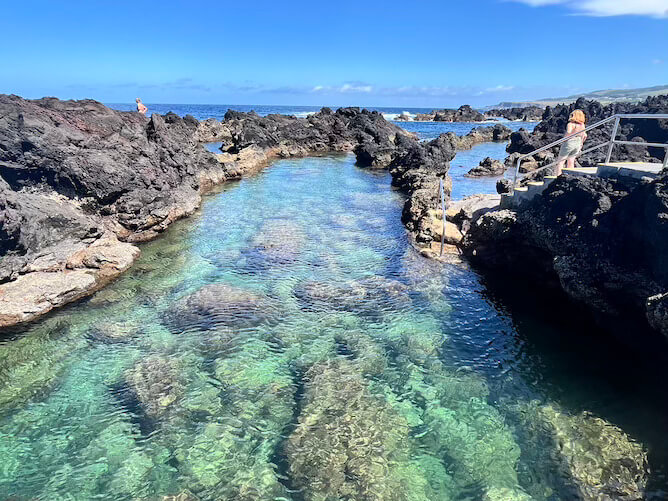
0, 96, 463, 326
394, 104, 543, 123
460, 168, 668, 343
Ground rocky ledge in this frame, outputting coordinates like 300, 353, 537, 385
0, 97, 456, 326
462, 170, 668, 342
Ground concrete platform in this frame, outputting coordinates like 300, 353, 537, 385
597, 162, 664, 180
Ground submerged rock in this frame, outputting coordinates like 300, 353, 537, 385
245, 219, 306, 266
285, 359, 451, 501
293, 276, 411, 314
125, 355, 184, 418
163, 283, 277, 332
513, 402, 648, 501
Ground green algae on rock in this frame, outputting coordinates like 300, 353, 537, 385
285, 359, 454, 501
510, 401, 649, 501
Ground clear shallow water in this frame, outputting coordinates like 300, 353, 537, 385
2, 154, 666, 500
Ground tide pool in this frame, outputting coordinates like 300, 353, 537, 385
0, 154, 664, 500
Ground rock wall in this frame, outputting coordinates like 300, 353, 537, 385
463, 171, 668, 341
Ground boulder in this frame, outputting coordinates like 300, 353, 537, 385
466, 157, 506, 177
433, 105, 485, 122
484, 106, 544, 122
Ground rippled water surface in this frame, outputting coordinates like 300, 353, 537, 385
2, 154, 667, 500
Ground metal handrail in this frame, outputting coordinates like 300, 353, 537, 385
439, 178, 447, 257
512, 113, 668, 191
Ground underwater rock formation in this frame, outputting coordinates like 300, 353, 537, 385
285, 359, 452, 501
464, 171, 668, 340
293, 276, 411, 314
163, 283, 277, 332
125, 355, 184, 418
169, 342, 295, 500
245, 219, 306, 266
511, 401, 648, 501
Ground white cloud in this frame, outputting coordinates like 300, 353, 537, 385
312, 83, 373, 94
485, 85, 515, 92
340, 83, 373, 93
510, 0, 668, 17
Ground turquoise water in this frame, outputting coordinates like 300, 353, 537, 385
1, 154, 666, 500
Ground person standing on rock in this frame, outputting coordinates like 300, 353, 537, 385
555, 109, 587, 176
136, 97, 148, 115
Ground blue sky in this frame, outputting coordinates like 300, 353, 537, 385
1, 0, 667, 107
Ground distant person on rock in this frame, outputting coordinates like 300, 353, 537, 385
136, 97, 148, 115
555, 109, 587, 176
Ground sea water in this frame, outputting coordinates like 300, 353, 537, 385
1, 152, 667, 500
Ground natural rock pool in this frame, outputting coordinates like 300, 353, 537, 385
1, 153, 666, 500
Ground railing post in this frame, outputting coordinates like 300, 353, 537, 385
513, 158, 521, 193
663, 148, 668, 169
439, 178, 446, 257
605, 116, 620, 164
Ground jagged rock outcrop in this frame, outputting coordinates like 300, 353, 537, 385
413, 105, 486, 122
463, 171, 668, 340
484, 106, 544, 122
466, 157, 506, 177
0, 95, 232, 327
434, 105, 485, 122
506, 95, 668, 168
447, 124, 512, 151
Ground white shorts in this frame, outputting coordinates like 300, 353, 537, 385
558, 137, 583, 159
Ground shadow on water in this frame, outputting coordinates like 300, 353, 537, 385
475, 268, 668, 497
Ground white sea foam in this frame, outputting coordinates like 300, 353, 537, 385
383, 111, 414, 121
